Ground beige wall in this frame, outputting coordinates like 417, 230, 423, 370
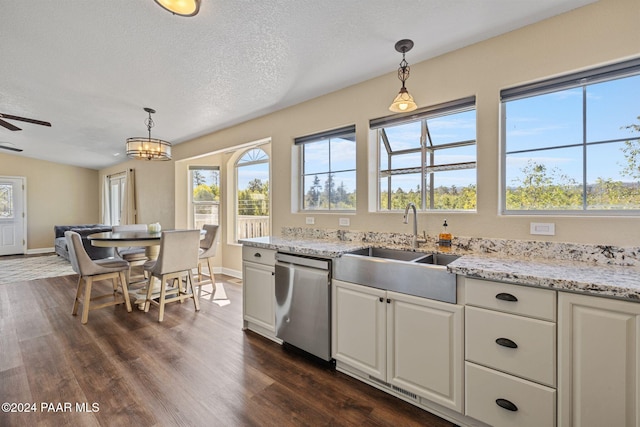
0, 153, 100, 250
165, 0, 640, 248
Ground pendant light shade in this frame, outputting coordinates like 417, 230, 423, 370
126, 108, 172, 161
153, 0, 201, 17
389, 39, 418, 113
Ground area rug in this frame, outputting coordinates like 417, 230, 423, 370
0, 255, 76, 285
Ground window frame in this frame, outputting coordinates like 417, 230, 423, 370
371, 97, 477, 212
296, 125, 357, 212
235, 147, 270, 242
500, 58, 640, 215
189, 165, 220, 229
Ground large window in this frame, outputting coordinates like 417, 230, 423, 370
190, 166, 220, 229
107, 173, 126, 225
372, 97, 477, 211
297, 125, 356, 211
236, 147, 269, 240
502, 59, 640, 213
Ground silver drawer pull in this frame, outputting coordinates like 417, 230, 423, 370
496, 292, 517, 302
496, 398, 518, 412
496, 337, 518, 348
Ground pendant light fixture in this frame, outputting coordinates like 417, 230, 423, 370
126, 108, 172, 161
153, 0, 201, 17
389, 39, 418, 113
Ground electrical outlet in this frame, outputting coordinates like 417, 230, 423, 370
339, 218, 350, 227
305, 217, 315, 225
530, 222, 555, 236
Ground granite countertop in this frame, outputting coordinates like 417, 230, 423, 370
240, 236, 640, 302
448, 255, 640, 301
239, 236, 369, 257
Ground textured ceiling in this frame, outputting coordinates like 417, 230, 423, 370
0, 0, 595, 169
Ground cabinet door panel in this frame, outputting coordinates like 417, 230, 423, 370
243, 262, 275, 331
332, 280, 386, 379
388, 291, 463, 412
466, 306, 556, 387
559, 293, 640, 427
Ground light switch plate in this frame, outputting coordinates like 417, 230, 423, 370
305, 217, 315, 225
530, 222, 555, 235
339, 218, 350, 227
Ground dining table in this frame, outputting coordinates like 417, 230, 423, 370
88, 230, 163, 259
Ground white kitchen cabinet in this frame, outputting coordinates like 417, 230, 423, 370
332, 279, 464, 412
242, 246, 278, 341
464, 277, 557, 427
558, 292, 640, 427
332, 279, 387, 379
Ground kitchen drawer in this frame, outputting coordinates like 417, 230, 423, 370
466, 306, 556, 387
242, 246, 276, 266
465, 278, 556, 321
466, 362, 556, 427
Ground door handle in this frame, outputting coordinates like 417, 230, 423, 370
495, 292, 517, 302
495, 337, 518, 348
496, 398, 518, 412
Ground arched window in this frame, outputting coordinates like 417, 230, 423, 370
235, 147, 270, 241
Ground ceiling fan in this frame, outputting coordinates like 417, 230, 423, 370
0, 113, 51, 131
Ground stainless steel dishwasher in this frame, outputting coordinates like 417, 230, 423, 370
274, 252, 332, 361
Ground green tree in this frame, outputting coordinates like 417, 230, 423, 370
506, 160, 582, 210
620, 115, 640, 181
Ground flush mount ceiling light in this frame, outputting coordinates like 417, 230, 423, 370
153, 0, 201, 16
389, 39, 418, 113
126, 108, 172, 161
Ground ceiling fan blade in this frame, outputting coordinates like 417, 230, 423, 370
0, 144, 23, 152
0, 118, 22, 131
0, 114, 51, 128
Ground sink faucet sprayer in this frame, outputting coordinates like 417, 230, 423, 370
403, 202, 422, 249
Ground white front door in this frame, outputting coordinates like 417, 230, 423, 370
0, 177, 26, 256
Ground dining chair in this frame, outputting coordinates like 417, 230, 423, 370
65, 231, 132, 324
143, 229, 201, 322
195, 224, 219, 298
112, 224, 149, 285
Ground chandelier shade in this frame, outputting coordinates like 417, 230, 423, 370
126, 108, 172, 161
389, 39, 418, 113
153, 0, 201, 16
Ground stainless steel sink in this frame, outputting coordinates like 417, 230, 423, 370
333, 248, 460, 303
344, 247, 427, 262
414, 252, 461, 266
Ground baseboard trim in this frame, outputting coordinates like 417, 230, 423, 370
221, 267, 242, 279
26, 247, 55, 255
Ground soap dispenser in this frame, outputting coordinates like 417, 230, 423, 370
438, 219, 452, 251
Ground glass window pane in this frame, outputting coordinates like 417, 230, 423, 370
379, 177, 390, 210
506, 88, 583, 152
587, 74, 640, 142
431, 144, 475, 166
385, 121, 422, 151
586, 141, 640, 209
330, 137, 356, 171
303, 173, 329, 210
391, 152, 421, 170
505, 146, 583, 210
427, 109, 476, 145
303, 140, 329, 175
430, 169, 477, 210
389, 173, 421, 210
0, 184, 13, 218
329, 171, 356, 210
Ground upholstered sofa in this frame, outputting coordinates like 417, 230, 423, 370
54, 224, 114, 261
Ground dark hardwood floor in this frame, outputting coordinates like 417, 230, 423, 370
0, 272, 455, 427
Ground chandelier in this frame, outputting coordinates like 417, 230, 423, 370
389, 39, 418, 113
153, 0, 201, 17
126, 108, 172, 161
